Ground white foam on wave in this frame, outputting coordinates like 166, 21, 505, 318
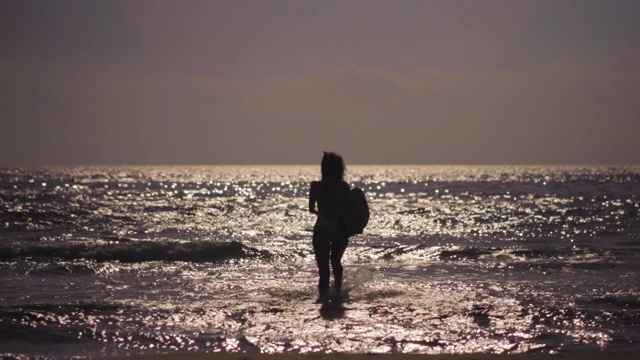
341, 266, 374, 295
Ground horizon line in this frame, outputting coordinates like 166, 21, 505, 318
1, 163, 639, 168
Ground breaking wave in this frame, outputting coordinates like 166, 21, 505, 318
0, 240, 270, 263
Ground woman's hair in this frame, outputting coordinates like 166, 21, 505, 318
321, 151, 345, 183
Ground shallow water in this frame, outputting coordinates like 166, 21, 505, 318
1, 166, 639, 357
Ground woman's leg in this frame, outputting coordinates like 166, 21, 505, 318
330, 235, 349, 293
313, 228, 331, 297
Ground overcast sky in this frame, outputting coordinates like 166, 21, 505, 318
1, 0, 639, 165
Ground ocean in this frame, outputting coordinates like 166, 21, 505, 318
1, 165, 639, 358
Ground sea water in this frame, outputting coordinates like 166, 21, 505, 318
0, 165, 639, 358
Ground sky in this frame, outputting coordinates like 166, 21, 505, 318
1, 0, 639, 166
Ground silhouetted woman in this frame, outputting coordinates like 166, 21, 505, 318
309, 152, 351, 300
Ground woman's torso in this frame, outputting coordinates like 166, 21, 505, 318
312, 180, 350, 218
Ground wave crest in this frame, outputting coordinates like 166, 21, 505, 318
0, 240, 270, 263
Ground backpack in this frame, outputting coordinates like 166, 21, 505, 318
346, 187, 369, 237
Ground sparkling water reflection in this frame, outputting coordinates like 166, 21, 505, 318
0, 166, 639, 357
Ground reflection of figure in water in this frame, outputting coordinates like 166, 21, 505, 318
309, 152, 352, 301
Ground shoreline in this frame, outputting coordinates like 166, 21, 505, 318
107, 352, 640, 360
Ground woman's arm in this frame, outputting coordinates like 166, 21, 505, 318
339, 182, 354, 230
308, 182, 318, 214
